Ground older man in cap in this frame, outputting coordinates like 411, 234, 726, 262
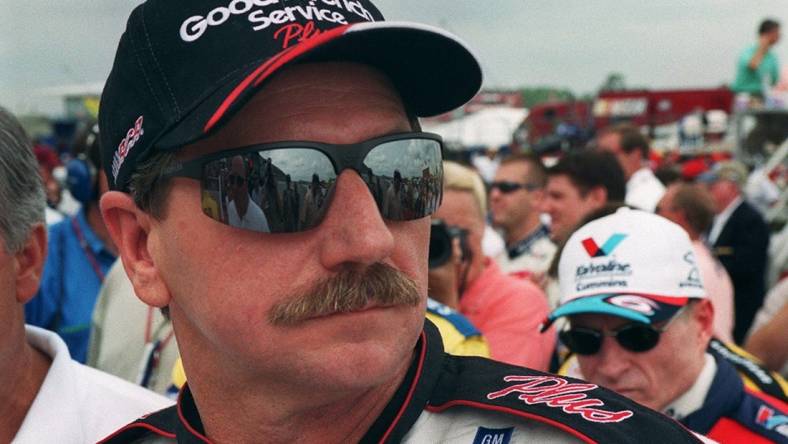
97, 1, 705, 442
544, 208, 787, 442
700, 160, 770, 344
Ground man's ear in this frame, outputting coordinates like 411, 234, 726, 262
693, 299, 715, 346
587, 186, 607, 207
100, 191, 171, 308
15, 224, 47, 304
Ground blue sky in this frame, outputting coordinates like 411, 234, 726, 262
1, 0, 786, 115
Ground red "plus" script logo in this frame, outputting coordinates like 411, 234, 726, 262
274, 21, 320, 49
487, 375, 634, 423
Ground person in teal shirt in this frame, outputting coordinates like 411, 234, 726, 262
732, 18, 781, 97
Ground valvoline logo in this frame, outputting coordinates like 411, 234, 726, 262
756, 405, 788, 437
581, 233, 627, 258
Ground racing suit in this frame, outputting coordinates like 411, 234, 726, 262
100, 320, 704, 443
559, 339, 788, 443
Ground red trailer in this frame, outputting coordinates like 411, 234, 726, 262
593, 87, 734, 130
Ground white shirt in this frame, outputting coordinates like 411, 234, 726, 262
497, 225, 557, 280
13, 326, 173, 444
227, 198, 270, 232
707, 197, 743, 246
625, 167, 665, 212
55, 188, 82, 217
89, 260, 180, 396
44, 207, 64, 225
482, 225, 506, 261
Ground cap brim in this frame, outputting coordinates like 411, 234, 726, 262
156, 21, 482, 150
541, 294, 690, 332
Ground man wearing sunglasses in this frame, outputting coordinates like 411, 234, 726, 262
489, 154, 556, 282
96, 1, 707, 442
543, 208, 787, 442
430, 161, 554, 371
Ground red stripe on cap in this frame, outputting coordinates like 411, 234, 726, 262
645, 295, 689, 306
204, 24, 352, 133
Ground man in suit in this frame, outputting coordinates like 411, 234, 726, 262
701, 160, 770, 344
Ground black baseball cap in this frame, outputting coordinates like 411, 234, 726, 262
99, 0, 483, 192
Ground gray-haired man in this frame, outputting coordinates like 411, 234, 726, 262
0, 106, 170, 443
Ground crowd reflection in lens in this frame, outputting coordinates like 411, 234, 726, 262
202, 150, 443, 233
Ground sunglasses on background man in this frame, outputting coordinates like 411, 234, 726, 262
489, 181, 541, 194
560, 304, 690, 355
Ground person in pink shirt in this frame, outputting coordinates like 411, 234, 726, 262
428, 161, 555, 370
657, 182, 735, 343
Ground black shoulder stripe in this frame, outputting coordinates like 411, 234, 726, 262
98, 406, 178, 443
708, 339, 788, 402
429, 355, 702, 444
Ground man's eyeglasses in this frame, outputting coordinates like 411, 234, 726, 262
560, 305, 689, 355
489, 181, 540, 194
163, 132, 444, 233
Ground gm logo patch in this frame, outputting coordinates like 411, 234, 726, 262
582, 233, 627, 257
473, 426, 513, 444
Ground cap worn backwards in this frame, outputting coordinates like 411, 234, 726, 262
99, 0, 483, 192
543, 208, 707, 329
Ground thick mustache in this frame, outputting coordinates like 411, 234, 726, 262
268, 263, 422, 326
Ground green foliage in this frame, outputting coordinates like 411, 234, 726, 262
519, 87, 575, 108
598, 72, 627, 92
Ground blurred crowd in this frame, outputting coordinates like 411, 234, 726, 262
22, 106, 788, 443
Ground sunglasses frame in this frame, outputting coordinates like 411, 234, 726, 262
160, 131, 445, 232
561, 304, 690, 355
163, 132, 444, 183
489, 180, 541, 194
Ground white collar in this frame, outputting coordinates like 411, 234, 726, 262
629, 166, 655, 182
15, 326, 81, 441
662, 353, 716, 421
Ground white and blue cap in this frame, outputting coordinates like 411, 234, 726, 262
541, 208, 706, 331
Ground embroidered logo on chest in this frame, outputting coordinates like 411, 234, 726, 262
487, 375, 634, 423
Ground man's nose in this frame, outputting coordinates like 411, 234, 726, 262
316, 171, 395, 271
592, 336, 631, 382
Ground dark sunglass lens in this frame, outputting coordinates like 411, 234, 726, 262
363, 138, 443, 221
492, 182, 520, 193
201, 149, 336, 233
616, 324, 660, 352
500, 182, 519, 193
560, 329, 602, 355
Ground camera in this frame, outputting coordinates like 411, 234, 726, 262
429, 219, 469, 269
